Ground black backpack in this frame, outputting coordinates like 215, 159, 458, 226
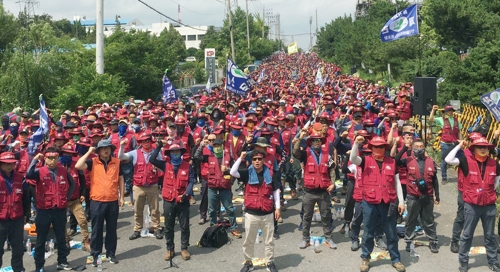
197, 224, 229, 248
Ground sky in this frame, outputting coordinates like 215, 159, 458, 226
2, 0, 357, 49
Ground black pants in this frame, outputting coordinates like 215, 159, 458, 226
302, 191, 332, 240
69, 213, 77, 231
0, 218, 24, 271
452, 191, 465, 243
90, 200, 119, 258
164, 200, 190, 250
34, 209, 69, 268
200, 179, 208, 220
344, 180, 356, 223
404, 195, 437, 242
193, 159, 202, 183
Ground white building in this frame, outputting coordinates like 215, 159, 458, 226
171, 25, 208, 50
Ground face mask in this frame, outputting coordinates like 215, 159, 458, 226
213, 146, 223, 158
197, 119, 206, 127
170, 153, 182, 165
325, 105, 333, 111
293, 109, 298, 114
231, 130, 241, 137
474, 153, 488, 162
73, 135, 81, 141
413, 148, 425, 158
9, 126, 18, 136
372, 148, 385, 161
118, 124, 127, 136
77, 145, 89, 155
132, 124, 140, 132
213, 112, 220, 119
185, 105, 192, 112
59, 155, 72, 166
251, 102, 257, 109
312, 145, 321, 152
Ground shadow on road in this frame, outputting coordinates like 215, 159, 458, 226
116, 244, 162, 260
274, 253, 303, 269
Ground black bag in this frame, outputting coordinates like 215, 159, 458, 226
197, 225, 229, 248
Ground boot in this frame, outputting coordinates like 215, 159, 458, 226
291, 189, 298, 200
181, 249, 191, 260
164, 250, 175, 261
360, 258, 370, 272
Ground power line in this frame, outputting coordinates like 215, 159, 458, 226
170, 0, 222, 16
268, 32, 310, 37
138, 0, 207, 31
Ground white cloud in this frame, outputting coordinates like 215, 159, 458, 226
2, 0, 356, 49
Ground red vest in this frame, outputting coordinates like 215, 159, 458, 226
406, 157, 436, 197
397, 149, 409, 185
225, 134, 246, 161
303, 145, 331, 190
162, 162, 190, 202
457, 150, 474, 192
353, 165, 363, 202
264, 147, 276, 173
110, 132, 134, 157
68, 165, 81, 201
133, 150, 159, 186
400, 101, 412, 121
15, 149, 29, 175
243, 168, 274, 213
441, 117, 459, 143
0, 172, 24, 220
360, 156, 397, 204
192, 127, 205, 142
180, 132, 192, 159
205, 150, 231, 190
461, 156, 497, 206
36, 166, 70, 209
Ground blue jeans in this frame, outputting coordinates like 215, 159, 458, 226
360, 201, 400, 263
208, 188, 237, 230
440, 142, 453, 180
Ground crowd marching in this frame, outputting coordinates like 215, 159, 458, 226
0, 52, 498, 272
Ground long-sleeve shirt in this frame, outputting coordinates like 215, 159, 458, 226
149, 144, 195, 196
26, 159, 76, 201
395, 146, 440, 202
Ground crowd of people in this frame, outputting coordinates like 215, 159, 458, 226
0, 52, 498, 272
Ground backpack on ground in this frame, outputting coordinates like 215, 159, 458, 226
197, 224, 229, 248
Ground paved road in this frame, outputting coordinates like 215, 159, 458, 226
3, 168, 497, 272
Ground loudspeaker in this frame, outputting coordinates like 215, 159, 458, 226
413, 77, 437, 116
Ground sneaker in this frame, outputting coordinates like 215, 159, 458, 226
351, 240, 360, 251
164, 250, 175, 261
360, 258, 370, 272
189, 198, 196, 205
458, 263, 468, 272
489, 263, 500, 272
240, 261, 254, 272
280, 199, 287, 211
298, 222, 303, 231
181, 249, 190, 260
273, 229, 280, 240
92, 257, 98, 267
56, 262, 72, 271
375, 238, 388, 251
325, 238, 337, 249
155, 229, 164, 240
441, 178, 447, 185
266, 261, 278, 272
107, 256, 119, 264
129, 231, 141, 240
198, 218, 206, 225
392, 262, 405, 272
299, 240, 310, 249
429, 241, 439, 253
450, 241, 459, 253
231, 229, 242, 239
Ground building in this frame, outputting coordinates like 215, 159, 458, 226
172, 25, 208, 50
75, 18, 144, 35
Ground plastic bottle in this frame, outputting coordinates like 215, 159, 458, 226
26, 239, 31, 253
332, 209, 338, 221
31, 248, 34, 257
410, 241, 419, 262
255, 228, 262, 244
82, 201, 86, 209
344, 224, 349, 238
97, 255, 103, 272
49, 239, 54, 255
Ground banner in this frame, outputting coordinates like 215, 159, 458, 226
314, 67, 323, 85
380, 4, 419, 42
27, 95, 49, 156
226, 58, 251, 95
287, 42, 298, 55
257, 68, 265, 83
480, 88, 500, 122
206, 76, 212, 94
162, 72, 177, 103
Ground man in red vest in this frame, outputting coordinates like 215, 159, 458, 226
445, 138, 500, 272
429, 104, 462, 184
27, 147, 75, 272
395, 138, 439, 254
149, 141, 195, 261
230, 150, 280, 272
0, 152, 30, 272
118, 133, 163, 240
350, 136, 405, 272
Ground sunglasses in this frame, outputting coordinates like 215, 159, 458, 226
372, 146, 385, 149
252, 157, 263, 161
311, 139, 322, 143
476, 146, 489, 150
390, 118, 397, 121
207, 139, 215, 142
142, 139, 152, 143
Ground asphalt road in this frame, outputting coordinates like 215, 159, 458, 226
3, 168, 497, 272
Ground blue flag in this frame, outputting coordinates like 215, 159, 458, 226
257, 68, 265, 83
380, 4, 419, 42
226, 58, 251, 95
481, 88, 500, 122
27, 96, 49, 156
163, 74, 177, 103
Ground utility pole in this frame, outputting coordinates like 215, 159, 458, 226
315, 9, 318, 44
262, 5, 265, 38
227, 0, 236, 61
276, 13, 280, 42
245, 0, 250, 58
309, 16, 312, 50
96, 0, 104, 74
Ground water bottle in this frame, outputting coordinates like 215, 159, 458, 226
255, 232, 260, 244
97, 255, 103, 271
344, 224, 349, 238
49, 239, 54, 255
220, 206, 226, 213
314, 238, 320, 248
410, 241, 419, 262
332, 209, 338, 221
26, 239, 31, 253
82, 201, 86, 209
31, 248, 34, 257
